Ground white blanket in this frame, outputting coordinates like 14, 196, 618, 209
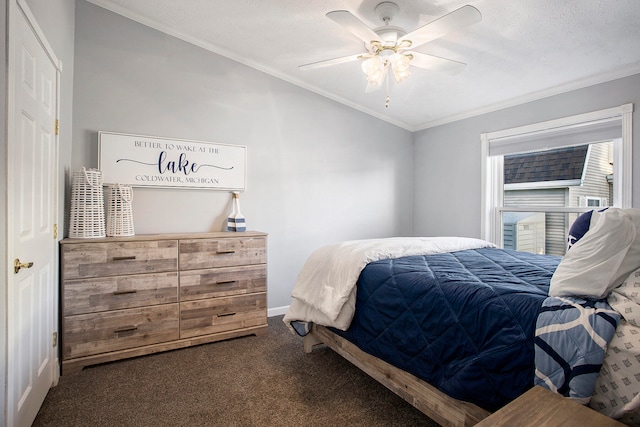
283, 236, 495, 331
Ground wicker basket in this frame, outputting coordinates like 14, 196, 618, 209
69, 167, 106, 238
106, 184, 135, 237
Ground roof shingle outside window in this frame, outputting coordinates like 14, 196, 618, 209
503, 146, 588, 184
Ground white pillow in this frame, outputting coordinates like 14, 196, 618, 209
589, 209, 603, 229
550, 208, 636, 299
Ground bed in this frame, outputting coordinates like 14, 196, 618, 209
283, 208, 640, 427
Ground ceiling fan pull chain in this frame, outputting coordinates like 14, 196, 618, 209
385, 71, 390, 108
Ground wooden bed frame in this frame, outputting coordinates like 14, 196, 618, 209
304, 324, 491, 427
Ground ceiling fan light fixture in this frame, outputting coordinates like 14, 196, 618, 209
307, 3, 482, 107
362, 55, 387, 86
390, 52, 411, 83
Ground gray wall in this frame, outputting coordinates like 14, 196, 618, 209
1, 0, 7, 420
72, 1, 414, 312
413, 73, 640, 238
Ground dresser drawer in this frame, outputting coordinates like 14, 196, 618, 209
63, 304, 179, 359
62, 240, 178, 279
180, 293, 266, 338
179, 237, 266, 270
180, 265, 266, 301
63, 272, 178, 316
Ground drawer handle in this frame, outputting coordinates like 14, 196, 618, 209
215, 280, 236, 285
114, 326, 138, 334
113, 290, 137, 296
217, 312, 236, 318
215, 250, 236, 255
112, 256, 136, 261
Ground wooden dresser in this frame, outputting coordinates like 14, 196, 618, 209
59, 231, 267, 373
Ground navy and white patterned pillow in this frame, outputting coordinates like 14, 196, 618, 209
567, 211, 594, 250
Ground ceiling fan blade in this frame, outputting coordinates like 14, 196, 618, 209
398, 5, 481, 49
410, 52, 466, 74
326, 10, 380, 44
299, 53, 363, 70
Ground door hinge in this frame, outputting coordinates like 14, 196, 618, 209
53, 224, 58, 239
52, 332, 58, 347
55, 119, 59, 135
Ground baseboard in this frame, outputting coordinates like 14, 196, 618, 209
268, 305, 289, 317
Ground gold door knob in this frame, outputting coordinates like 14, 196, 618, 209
14, 258, 34, 274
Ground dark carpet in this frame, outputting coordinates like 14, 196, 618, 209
33, 316, 438, 426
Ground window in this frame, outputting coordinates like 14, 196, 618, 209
584, 197, 607, 207
502, 141, 613, 255
481, 104, 633, 255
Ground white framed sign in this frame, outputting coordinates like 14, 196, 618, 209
98, 132, 246, 190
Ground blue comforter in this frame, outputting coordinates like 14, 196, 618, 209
333, 247, 561, 411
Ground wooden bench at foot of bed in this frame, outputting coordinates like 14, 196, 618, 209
304, 324, 491, 427
476, 385, 626, 427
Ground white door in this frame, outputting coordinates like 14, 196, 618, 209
7, 2, 60, 426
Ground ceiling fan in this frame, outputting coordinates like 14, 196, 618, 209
300, 2, 482, 107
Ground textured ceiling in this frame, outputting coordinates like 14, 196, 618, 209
86, 0, 640, 131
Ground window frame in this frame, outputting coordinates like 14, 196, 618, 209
481, 104, 633, 246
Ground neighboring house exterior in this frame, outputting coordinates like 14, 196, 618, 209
503, 142, 613, 256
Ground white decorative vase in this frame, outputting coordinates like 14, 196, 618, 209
106, 184, 135, 237
69, 167, 106, 238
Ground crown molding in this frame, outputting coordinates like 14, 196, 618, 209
85, 1, 640, 134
